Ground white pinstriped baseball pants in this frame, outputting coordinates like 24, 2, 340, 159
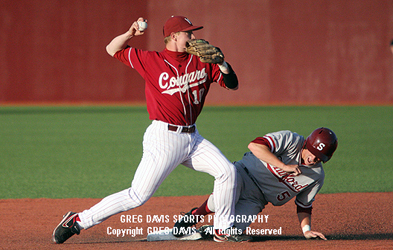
78, 120, 236, 230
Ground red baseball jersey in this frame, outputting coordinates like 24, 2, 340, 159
114, 48, 227, 126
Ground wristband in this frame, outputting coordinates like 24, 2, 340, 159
302, 225, 311, 234
218, 61, 229, 72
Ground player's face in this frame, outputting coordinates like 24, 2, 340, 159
301, 148, 321, 166
176, 31, 195, 51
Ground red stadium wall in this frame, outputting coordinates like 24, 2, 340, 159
1, 0, 392, 105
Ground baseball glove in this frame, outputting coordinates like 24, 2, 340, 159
186, 39, 224, 64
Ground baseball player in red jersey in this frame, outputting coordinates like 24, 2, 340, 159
174, 128, 338, 242
52, 16, 239, 244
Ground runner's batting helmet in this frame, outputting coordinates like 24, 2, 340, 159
305, 127, 338, 163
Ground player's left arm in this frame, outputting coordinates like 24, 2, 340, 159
219, 62, 238, 90
297, 180, 326, 240
186, 39, 238, 90
297, 210, 327, 240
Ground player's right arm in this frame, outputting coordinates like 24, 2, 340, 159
106, 17, 146, 57
248, 142, 301, 176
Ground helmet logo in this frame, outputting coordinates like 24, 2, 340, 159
317, 142, 326, 151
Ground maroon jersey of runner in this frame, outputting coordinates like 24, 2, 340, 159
114, 47, 227, 126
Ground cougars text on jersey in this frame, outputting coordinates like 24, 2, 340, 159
159, 68, 207, 95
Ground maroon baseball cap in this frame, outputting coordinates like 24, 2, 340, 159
163, 16, 203, 37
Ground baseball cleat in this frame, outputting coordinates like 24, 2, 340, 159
172, 207, 199, 237
213, 227, 247, 242
52, 211, 81, 244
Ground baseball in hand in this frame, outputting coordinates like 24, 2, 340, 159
138, 21, 148, 31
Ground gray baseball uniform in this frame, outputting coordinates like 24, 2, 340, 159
208, 130, 324, 231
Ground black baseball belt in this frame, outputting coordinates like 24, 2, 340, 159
168, 124, 196, 133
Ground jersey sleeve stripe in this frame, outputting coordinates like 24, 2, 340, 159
263, 136, 275, 152
251, 137, 272, 151
217, 72, 222, 83
128, 47, 134, 68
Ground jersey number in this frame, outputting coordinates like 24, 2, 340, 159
192, 88, 205, 105
277, 191, 291, 201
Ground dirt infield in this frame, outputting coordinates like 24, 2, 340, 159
1, 192, 392, 250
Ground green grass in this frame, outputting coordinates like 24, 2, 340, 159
0, 106, 392, 199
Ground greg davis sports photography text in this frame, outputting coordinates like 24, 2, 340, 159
106, 213, 283, 237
